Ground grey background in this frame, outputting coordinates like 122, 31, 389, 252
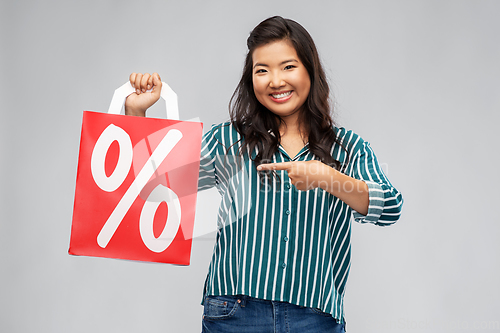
1, 1, 499, 332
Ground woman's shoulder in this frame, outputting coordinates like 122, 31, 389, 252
204, 121, 235, 138
333, 126, 366, 152
203, 121, 242, 151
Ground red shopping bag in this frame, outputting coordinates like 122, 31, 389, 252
69, 82, 202, 265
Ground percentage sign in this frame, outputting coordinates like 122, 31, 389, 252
90, 123, 183, 253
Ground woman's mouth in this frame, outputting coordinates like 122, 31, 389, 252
270, 91, 293, 102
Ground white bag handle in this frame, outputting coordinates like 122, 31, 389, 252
107, 81, 179, 120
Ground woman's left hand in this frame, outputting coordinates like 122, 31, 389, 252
257, 160, 332, 191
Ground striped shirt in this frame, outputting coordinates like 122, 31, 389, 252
198, 122, 403, 323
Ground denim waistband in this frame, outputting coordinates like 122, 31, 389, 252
209, 294, 292, 308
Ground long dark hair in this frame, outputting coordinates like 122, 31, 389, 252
230, 16, 343, 169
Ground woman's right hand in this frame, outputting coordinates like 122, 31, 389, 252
124, 72, 162, 117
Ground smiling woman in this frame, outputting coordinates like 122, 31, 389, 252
252, 40, 311, 124
252, 39, 312, 159
124, 15, 403, 333
230, 16, 338, 171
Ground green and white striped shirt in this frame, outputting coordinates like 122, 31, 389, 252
198, 122, 403, 323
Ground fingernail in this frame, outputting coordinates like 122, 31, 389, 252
136, 89, 140, 94
147, 85, 151, 89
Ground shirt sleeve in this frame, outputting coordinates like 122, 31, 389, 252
197, 124, 219, 191
349, 140, 403, 226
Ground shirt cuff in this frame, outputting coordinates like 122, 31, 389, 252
352, 181, 385, 224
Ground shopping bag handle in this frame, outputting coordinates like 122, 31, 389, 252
107, 81, 179, 120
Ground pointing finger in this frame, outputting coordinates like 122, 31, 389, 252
257, 162, 293, 171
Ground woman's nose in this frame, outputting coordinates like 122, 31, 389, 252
269, 73, 285, 88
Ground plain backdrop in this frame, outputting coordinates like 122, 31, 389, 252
1, 1, 499, 332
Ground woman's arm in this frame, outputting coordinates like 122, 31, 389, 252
257, 160, 369, 215
258, 132, 403, 225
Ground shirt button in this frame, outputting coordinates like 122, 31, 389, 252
283, 236, 289, 242
285, 209, 290, 215
285, 183, 291, 189
282, 263, 287, 268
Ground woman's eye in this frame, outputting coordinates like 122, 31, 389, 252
255, 69, 267, 74
284, 65, 295, 70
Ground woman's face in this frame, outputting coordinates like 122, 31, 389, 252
252, 39, 311, 123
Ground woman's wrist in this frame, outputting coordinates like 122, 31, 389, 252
124, 106, 146, 117
319, 167, 369, 215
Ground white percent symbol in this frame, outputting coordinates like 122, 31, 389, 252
90, 123, 183, 253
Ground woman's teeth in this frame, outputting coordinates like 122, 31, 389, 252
272, 91, 292, 99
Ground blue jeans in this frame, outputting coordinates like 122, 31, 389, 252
202, 295, 346, 333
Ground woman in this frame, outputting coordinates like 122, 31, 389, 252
125, 16, 403, 333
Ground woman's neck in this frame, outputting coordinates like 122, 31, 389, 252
278, 112, 308, 142
278, 115, 309, 158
